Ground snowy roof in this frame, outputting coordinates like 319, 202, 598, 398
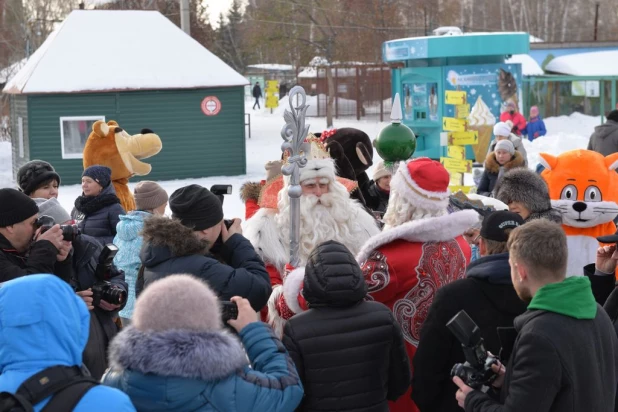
529, 34, 544, 43
506, 54, 544, 76
544, 50, 618, 76
3, 10, 248, 94
247, 64, 294, 71
0, 58, 27, 85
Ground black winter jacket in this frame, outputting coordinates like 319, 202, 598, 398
364, 181, 390, 215
477, 151, 525, 197
71, 234, 127, 380
72, 184, 125, 246
137, 216, 271, 311
282, 240, 411, 412
412, 253, 527, 412
465, 304, 618, 412
0, 233, 72, 283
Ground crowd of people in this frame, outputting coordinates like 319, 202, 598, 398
1, 111, 618, 412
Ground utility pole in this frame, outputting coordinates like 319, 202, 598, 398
180, 0, 190, 35
593, 2, 600, 41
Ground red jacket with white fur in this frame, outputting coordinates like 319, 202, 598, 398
356, 210, 476, 412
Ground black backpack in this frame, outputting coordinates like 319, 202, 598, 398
0, 365, 98, 412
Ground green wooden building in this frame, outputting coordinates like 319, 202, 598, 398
3, 10, 248, 184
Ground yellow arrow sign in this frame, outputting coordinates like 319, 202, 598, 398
265, 95, 279, 109
448, 131, 479, 146
447, 145, 466, 160
443, 117, 468, 132
445, 90, 467, 105
265, 80, 279, 92
440, 157, 473, 173
449, 185, 474, 194
455, 104, 470, 119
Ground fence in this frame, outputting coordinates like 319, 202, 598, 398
523, 75, 618, 119
298, 64, 392, 121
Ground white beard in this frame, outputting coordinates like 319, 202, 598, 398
276, 183, 378, 266
383, 188, 446, 230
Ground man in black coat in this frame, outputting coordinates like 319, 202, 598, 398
0, 188, 71, 283
455, 219, 618, 412
412, 211, 527, 412
282, 240, 410, 412
252, 81, 262, 110
137, 184, 271, 311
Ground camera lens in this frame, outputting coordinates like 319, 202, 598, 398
102, 287, 127, 305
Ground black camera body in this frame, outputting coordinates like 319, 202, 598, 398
210, 184, 232, 206
447, 310, 499, 390
35, 215, 80, 242
221, 301, 238, 322
92, 244, 127, 307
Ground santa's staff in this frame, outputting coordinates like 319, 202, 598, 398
280, 86, 310, 267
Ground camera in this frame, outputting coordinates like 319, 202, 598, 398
35, 215, 80, 242
210, 184, 232, 205
92, 244, 127, 307
221, 301, 238, 322
447, 310, 499, 390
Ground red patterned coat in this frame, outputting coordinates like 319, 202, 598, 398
356, 210, 477, 412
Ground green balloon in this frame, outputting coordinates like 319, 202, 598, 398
374, 123, 416, 162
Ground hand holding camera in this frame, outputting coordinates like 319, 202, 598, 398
227, 296, 259, 333
221, 218, 242, 243
36, 224, 64, 251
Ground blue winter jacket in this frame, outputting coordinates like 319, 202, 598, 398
113, 211, 151, 318
102, 322, 304, 412
0, 274, 135, 411
523, 116, 547, 141
72, 184, 126, 246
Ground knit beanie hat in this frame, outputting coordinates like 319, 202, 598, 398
495, 168, 552, 214
133, 274, 222, 332
390, 157, 450, 211
17, 160, 61, 196
169, 184, 223, 231
608, 110, 618, 123
493, 122, 512, 138
0, 188, 40, 227
34, 198, 72, 224
372, 160, 391, 181
134, 181, 168, 211
82, 165, 112, 188
494, 139, 515, 155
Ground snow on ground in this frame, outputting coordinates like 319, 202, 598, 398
0, 108, 598, 220
545, 50, 618, 76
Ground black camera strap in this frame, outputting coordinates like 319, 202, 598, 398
0, 366, 98, 412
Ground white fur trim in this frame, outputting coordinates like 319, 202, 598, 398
356, 209, 478, 263
466, 194, 508, 211
608, 159, 618, 171
299, 158, 337, 184
538, 156, 552, 171
267, 285, 286, 338
242, 208, 288, 271
391, 160, 450, 211
282, 267, 306, 315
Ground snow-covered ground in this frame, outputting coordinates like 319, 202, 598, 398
0, 107, 599, 220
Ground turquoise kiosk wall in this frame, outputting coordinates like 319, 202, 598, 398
383, 32, 529, 160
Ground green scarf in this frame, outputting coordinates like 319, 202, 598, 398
528, 276, 597, 319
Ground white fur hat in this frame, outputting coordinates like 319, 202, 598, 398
493, 122, 512, 137
391, 157, 451, 211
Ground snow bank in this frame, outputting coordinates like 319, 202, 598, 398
0, 142, 13, 189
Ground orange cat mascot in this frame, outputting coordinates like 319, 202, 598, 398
540, 149, 618, 276
83, 120, 162, 212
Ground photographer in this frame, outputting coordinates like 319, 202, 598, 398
412, 211, 527, 412
36, 197, 128, 380
136, 184, 271, 311
454, 220, 618, 412
0, 188, 71, 282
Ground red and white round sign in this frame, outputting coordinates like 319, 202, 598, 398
201, 96, 222, 116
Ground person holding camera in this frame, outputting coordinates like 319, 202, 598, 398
36, 197, 128, 380
136, 184, 271, 311
412, 211, 527, 412
103, 274, 303, 411
454, 220, 618, 412
72, 165, 126, 246
0, 188, 72, 283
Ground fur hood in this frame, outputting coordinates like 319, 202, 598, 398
356, 209, 478, 263
141, 215, 208, 257
494, 168, 552, 214
484, 151, 525, 174
240, 181, 263, 203
108, 326, 249, 381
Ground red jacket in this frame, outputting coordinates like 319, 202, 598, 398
357, 211, 477, 412
500, 111, 527, 136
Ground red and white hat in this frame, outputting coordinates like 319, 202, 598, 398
391, 157, 451, 211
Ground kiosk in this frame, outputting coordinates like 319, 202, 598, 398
383, 31, 529, 160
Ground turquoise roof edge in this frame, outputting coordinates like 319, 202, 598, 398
383, 32, 530, 62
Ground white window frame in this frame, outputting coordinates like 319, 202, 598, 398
59, 116, 105, 159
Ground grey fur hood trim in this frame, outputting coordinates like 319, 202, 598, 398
494, 168, 551, 213
526, 208, 563, 224
108, 326, 249, 381
141, 215, 208, 257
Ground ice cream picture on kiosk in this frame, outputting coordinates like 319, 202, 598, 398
373, 93, 417, 174
468, 96, 496, 164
